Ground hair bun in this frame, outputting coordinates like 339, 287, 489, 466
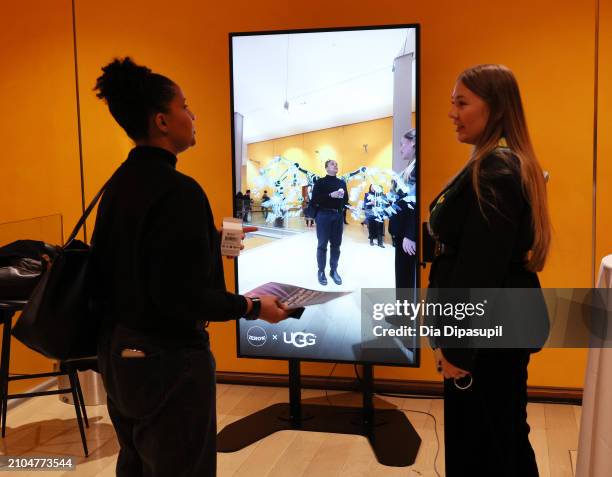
94, 57, 151, 103
94, 57, 176, 141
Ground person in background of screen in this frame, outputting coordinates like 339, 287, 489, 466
261, 189, 270, 220
302, 185, 315, 227
389, 128, 417, 288
234, 191, 244, 219
427, 64, 550, 476
91, 57, 289, 477
364, 184, 385, 247
242, 189, 253, 222
310, 159, 348, 286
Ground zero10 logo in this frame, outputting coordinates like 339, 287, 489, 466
246, 326, 267, 347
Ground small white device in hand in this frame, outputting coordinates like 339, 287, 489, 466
221, 217, 243, 257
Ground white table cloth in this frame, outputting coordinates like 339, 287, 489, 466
576, 255, 612, 477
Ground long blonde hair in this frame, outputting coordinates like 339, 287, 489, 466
401, 128, 417, 185
458, 64, 551, 272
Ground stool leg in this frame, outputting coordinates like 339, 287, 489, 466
74, 372, 89, 428
68, 371, 88, 457
1, 386, 6, 438
0, 314, 4, 431
1, 312, 13, 438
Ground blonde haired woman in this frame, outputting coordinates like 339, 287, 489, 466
428, 64, 551, 476
389, 128, 418, 287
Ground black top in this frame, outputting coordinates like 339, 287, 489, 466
426, 151, 543, 369
428, 151, 536, 288
90, 146, 247, 344
388, 190, 417, 242
311, 175, 348, 212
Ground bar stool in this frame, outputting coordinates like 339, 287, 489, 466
0, 300, 89, 456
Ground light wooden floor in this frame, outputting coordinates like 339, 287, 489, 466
0, 383, 580, 476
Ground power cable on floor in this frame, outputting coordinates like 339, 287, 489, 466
396, 405, 442, 477
353, 364, 442, 477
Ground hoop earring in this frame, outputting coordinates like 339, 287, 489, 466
454, 373, 473, 390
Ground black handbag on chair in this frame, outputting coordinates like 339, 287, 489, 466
0, 240, 58, 300
12, 183, 108, 360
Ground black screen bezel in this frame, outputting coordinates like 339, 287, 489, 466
229, 24, 421, 368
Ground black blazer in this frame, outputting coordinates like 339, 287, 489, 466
427, 151, 547, 369
388, 190, 417, 242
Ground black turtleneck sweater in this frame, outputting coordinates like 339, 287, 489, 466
311, 175, 348, 212
90, 146, 247, 344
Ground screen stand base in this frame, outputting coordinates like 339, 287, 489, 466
217, 360, 421, 467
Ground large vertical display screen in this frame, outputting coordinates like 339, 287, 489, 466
231, 25, 420, 366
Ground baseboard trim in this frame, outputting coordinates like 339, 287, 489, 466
216, 371, 583, 404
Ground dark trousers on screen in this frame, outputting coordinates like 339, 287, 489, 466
98, 323, 217, 477
367, 218, 384, 245
394, 240, 417, 289
315, 209, 343, 272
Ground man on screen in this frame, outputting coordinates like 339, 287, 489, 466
311, 159, 348, 286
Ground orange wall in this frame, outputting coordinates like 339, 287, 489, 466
597, 0, 612, 272
71, 0, 595, 388
2, 0, 604, 390
0, 1, 81, 394
0, 1, 82, 230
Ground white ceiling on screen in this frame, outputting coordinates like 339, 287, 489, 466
232, 28, 416, 144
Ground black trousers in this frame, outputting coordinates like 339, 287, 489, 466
394, 238, 416, 289
443, 349, 538, 477
367, 218, 383, 244
315, 209, 343, 271
98, 324, 217, 477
